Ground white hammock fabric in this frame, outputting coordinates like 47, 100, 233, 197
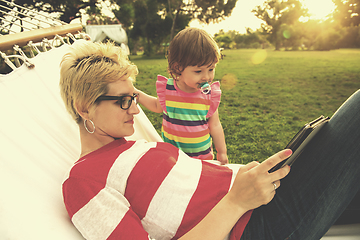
0, 42, 161, 239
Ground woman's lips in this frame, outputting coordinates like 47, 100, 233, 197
126, 118, 134, 124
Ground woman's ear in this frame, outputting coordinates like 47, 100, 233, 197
75, 102, 89, 120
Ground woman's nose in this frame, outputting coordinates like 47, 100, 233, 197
128, 101, 140, 115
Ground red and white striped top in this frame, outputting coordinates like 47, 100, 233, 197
62, 138, 252, 240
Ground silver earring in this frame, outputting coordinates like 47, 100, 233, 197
84, 119, 95, 134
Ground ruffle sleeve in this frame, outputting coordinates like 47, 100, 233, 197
156, 75, 168, 113
206, 81, 221, 118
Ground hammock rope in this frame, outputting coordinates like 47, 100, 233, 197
0, 0, 66, 34
0, 32, 89, 70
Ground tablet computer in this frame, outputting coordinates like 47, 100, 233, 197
269, 115, 330, 173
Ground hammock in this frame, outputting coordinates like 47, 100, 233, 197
0, 40, 162, 239
0, 2, 358, 239
0, 3, 161, 237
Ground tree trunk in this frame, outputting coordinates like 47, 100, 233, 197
170, 2, 182, 41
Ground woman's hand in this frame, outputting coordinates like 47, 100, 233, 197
227, 149, 292, 212
180, 149, 292, 240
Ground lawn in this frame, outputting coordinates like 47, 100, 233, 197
131, 49, 360, 164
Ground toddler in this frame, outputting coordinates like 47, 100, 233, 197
137, 28, 228, 164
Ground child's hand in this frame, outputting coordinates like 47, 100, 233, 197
217, 153, 228, 165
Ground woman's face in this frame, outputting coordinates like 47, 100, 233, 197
90, 78, 140, 139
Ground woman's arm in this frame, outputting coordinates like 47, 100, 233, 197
63, 178, 151, 240
180, 149, 292, 240
136, 88, 163, 113
208, 109, 228, 164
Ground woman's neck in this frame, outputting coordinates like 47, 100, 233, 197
78, 125, 116, 158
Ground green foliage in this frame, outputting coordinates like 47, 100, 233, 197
215, 29, 269, 49
132, 49, 360, 164
333, 0, 360, 27
191, 0, 237, 23
215, 20, 360, 51
127, 0, 173, 56
116, 0, 237, 55
247, 0, 360, 51
336, 25, 360, 48
214, 34, 232, 48
252, 0, 308, 50
113, 3, 135, 28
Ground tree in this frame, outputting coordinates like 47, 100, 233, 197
333, 0, 360, 27
120, 0, 188, 56
112, 1, 135, 29
115, 0, 237, 55
214, 34, 232, 49
127, 0, 175, 56
1, 0, 237, 56
214, 29, 269, 49
252, 0, 307, 50
166, 0, 237, 40
335, 25, 360, 48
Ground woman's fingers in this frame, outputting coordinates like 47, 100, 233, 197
239, 161, 260, 172
229, 150, 292, 211
258, 149, 292, 173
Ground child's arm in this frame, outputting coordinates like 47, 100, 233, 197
135, 89, 163, 113
208, 110, 228, 165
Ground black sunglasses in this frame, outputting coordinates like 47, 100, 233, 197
95, 93, 139, 110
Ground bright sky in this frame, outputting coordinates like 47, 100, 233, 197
189, 0, 336, 35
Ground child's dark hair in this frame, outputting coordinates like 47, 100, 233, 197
167, 28, 221, 79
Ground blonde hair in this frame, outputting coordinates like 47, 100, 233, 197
59, 40, 138, 124
167, 27, 221, 79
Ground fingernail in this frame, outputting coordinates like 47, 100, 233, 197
285, 149, 292, 157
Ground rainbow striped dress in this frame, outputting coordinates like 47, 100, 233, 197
156, 75, 221, 160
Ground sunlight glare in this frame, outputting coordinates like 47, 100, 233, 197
283, 30, 291, 39
221, 73, 237, 90
189, 0, 336, 35
251, 50, 267, 65
301, 0, 336, 20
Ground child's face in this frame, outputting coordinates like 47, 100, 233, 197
176, 63, 216, 93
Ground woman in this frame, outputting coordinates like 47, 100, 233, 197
60, 40, 360, 240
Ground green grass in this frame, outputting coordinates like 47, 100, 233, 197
131, 49, 360, 164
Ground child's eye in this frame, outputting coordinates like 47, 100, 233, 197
195, 70, 201, 73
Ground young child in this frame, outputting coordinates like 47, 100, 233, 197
137, 27, 228, 164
